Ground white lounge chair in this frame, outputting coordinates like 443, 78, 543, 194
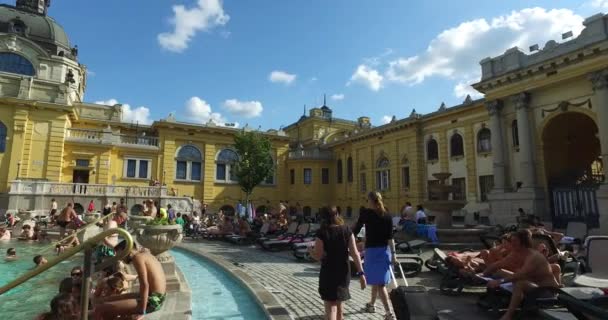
573, 236, 608, 288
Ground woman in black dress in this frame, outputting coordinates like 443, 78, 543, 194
309, 206, 366, 320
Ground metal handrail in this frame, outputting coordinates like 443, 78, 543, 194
0, 227, 133, 296
37, 212, 116, 255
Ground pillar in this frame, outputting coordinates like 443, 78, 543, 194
512, 92, 536, 189
486, 100, 506, 192
589, 70, 608, 179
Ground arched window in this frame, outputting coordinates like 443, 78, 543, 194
337, 159, 343, 184
347, 156, 353, 183
0, 53, 35, 76
0, 121, 6, 153
376, 156, 390, 191
216, 149, 239, 182
512, 120, 519, 147
477, 128, 492, 153
450, 133, 464, 157
427, 138, 438, 161
175, 145, 202, 181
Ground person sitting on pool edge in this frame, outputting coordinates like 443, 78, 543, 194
34, 255, 48, 267
0, 227, 11, 240
93, 241, 166, 320
5, 247, 17, 261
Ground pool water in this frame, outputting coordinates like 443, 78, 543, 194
172, 249, 268, 320
0, 240, 81, 319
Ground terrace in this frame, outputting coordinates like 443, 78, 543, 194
66, 128, 160, 150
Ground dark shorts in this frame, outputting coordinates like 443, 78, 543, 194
57, 221, 69, 228
50, 209, 57, 216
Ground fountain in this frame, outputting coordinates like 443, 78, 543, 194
423, 172, 489, 243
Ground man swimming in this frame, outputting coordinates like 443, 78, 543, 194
34, 255, 48, 267
93, 241, 166, 319
5, 248, 17, 261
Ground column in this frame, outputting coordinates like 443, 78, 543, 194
589, 70, 608, 180
486, 100, 506, 192
512, 92, 536, 189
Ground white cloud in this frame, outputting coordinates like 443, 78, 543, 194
222, 99, 263, 118
269, 71, 297, 85
348, 64, 383, 91
95, 99, 152, 125
86, 70, 96, 77
363, 48, 394, 67
310, 77, 318, 82
331, 94, 345, 101
184, 96, 228, 125
590, 0, 608, 9
454, 80, 484, 100
158, 0, 230, 53
383, 8, 584, 97
381, 115, 393, 124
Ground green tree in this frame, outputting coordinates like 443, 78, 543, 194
233, 130, 274, 213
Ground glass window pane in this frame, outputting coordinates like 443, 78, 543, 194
138, 160, 148, 178
126, 159, 136, 178
216, 164, 226, 180
0, 121, 7, 153
321, 168, 329, 184
304, 168, 312, 184
176, 161, 187, 180
0, 53, 35, 76
217, 149, 238, 163
229, 165, 238, 181
191, 162, 201, 181
264, 174, 274, 184
178, 145, 202, 161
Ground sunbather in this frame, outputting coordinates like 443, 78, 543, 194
486, 229, 560, 320
483, 233, 526, 276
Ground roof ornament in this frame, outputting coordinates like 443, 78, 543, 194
409, 109, 420, 119
323, 93, 327, 107
391, 115, 397, 123
463, 95, 473, 104
438, 102, 446, 111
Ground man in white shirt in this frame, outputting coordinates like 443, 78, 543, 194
401, 202, 414, 220
50, 199, 58, 223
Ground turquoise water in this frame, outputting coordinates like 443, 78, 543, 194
0, 240, 81, 319
172, 248, 268, 320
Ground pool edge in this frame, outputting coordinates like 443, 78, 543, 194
175, 244, 293, 320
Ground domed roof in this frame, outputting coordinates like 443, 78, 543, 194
0, 4, 71, 53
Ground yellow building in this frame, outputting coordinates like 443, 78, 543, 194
0, 2, 606, 232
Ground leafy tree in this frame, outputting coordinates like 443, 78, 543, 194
233, 130, 274, 213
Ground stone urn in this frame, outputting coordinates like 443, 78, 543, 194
84, 212, 100, 224
129, 215, 154, 229
136, 224, 183, 256
136, 224, 184, 291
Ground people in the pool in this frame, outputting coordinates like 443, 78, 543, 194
93, 241, 166, 319
19, 224, 35, 240
34, 255, 48, 267
5, 247, 17, 261
0, 227, 10, 240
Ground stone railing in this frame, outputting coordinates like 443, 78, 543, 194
66, 128, 159, 149
288, 149, 333, 160
9, 181, 167, 197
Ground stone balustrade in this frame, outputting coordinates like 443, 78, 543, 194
9, 181, 167, 197
288, 149, 333, 160
66, 128, 160, 149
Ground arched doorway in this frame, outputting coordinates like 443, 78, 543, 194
543, 112, 602, 227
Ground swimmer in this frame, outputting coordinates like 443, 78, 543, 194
34, 255, 48, 267
5, 247, 17, 261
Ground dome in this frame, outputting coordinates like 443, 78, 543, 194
0, 4, 72, 56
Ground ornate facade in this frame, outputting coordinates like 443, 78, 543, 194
0, 2, 606, 231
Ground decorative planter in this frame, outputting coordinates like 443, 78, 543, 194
129, 215, 154, 229
136, 224, 183, 256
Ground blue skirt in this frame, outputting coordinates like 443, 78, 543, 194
364, 246, 391, 285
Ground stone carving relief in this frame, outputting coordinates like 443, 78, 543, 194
541, 99, 592, 118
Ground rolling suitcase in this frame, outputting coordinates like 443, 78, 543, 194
389, 262, 437, 320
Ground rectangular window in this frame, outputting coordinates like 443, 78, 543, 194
216, 163, 226, 181
360, 172, 367, 192
321, 168, 329, 184
428, 180, 439, 200
124, 158, 150, 179
452, 177, 466, 201
303, 168, 312, 185
126, 159, 136, 178
290, 169, 295, 185
479, 175, 494, 202
229, 166, 238, 182
376, 170, 390, 191
191, 162, 202, 181
75, 159, 90, 167
138, 160, 149, 179
176, 161, 187, 180
401, 167, 410, 190
264, 174, 274, 185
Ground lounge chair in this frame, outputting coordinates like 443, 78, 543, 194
257, 221, 298, 244
573, 236, 608, 288
226, 222, 270, 244
261, 223, 311, 251
560, 222, 588, 247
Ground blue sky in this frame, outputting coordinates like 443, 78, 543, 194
10, 0, 608, 129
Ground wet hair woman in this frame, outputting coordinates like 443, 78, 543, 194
309, 206, 365, 320
353, 192, 397, 320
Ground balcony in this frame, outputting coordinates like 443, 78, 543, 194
9, 181, 166, 197
288, 149, 333, 160
66, 128, 159, 149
